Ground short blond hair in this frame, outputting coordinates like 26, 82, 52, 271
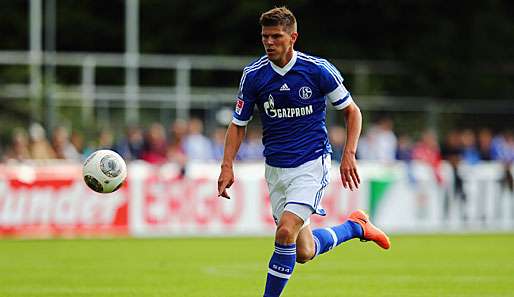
259, 6, 297, 33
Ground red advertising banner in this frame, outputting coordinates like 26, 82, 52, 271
0, 164, 128, 237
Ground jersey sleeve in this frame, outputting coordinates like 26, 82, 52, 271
232, 69, 257, 126
319, 60, 354, 110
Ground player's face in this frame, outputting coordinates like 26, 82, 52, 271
261, 25, 297, 66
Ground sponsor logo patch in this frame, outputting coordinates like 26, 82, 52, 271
264, 94, 313, 119
235, 99, 244, 115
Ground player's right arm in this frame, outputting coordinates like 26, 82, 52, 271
218, 123, 246, 199
217, 64, 259, 199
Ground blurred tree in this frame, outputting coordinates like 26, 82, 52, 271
0, 1, 28, 49
1, 0, 513, 99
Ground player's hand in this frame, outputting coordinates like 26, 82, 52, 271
340, 152, 360, 191
217, 165, 234, 199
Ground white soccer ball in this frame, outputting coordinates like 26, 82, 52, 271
82, 149, 127, 193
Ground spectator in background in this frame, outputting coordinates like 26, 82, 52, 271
113, 125, 144, 161
211, 127, 227, 161
28, 123, 56, 160
412, 129, 443, 184
328, 126, 346, 161
441, 129, 466, 220
357, 132, 371, 160
167, 119, 187, 162
52, 126, 81, 161
441, 130, 462, 163
358, 117, 397, 162
328, 126, 346, 162
460, 129, 480, 165
141, 123, 168, 164
239, 127, 264, 161
70, 131, 86, 158
396, 134, 413, 161
4, 128, 31, 162
167, 119, 188, 175
183, 118, 213, 161
491, 130, 514, 162
505, 131, 514, 162
376, 117, 397, 162
97, 128, 114, 150
477, 128, 493, 161
491, 130, 514, 212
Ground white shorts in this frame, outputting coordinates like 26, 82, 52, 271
265, 154, 331, 225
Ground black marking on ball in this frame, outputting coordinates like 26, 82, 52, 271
84, 175, 103, 193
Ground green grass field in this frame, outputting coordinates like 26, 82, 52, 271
1, 234, 513, 297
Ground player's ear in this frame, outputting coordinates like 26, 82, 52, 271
290, 31, 298, 43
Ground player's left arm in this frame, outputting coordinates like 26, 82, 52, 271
340, 102, 362, 191
318, 60, 362, 190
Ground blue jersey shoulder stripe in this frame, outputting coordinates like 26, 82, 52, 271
239, 61, 269, 91
297, 52, 343, 81
239, 60, 269, 94
297, 54, 343, 85
297, 53, 344, 86
240, 56, 268, 89
243, 55, 268, 71
298, 56, 343, 86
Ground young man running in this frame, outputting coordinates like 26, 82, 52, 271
217, 7, 391, 297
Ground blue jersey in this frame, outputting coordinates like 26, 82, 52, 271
232, 51, 354, 168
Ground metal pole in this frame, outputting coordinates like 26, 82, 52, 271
426, 101, 440, 137
29, 0, 42, 123
354, 64, 370, 95
44, 0, 57, 133
81, 56, 96, 126
176, 59, 191, 121
125, 0, 139, 124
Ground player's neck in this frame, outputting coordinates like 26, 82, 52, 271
274, 49, 295, 68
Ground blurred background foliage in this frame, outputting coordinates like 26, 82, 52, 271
0, 0, 513, 144
1, 0, 513, 98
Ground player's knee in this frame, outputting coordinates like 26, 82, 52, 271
275, 225, 296, 244
296, 246, 315, 264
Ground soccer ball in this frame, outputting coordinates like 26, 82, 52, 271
82, 149, 127, 193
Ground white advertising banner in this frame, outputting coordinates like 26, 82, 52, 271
128, 161, 514, 236
128, 162, 368, 237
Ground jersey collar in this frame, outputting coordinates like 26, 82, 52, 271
270, 51, 297, 76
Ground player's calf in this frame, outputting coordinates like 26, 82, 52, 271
295, 225, 317, 264
264, 212, 304, 297
295, 244, 315, 264
311, 218, 364, 258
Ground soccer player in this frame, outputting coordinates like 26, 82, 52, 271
217, 7, 391, 297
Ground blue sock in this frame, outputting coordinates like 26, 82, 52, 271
312, 221, 363, 257
263, 242, 296, 297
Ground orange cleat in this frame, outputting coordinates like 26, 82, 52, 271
348, 209, 391, 250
